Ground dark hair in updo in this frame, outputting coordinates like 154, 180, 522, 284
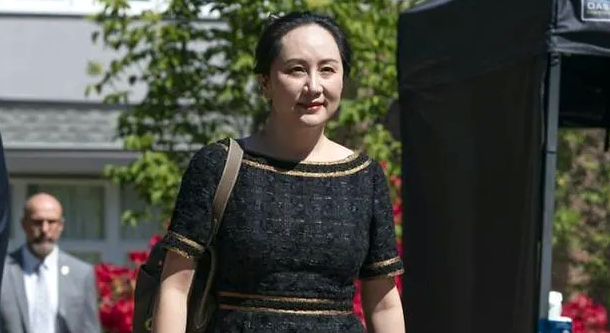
254, 11, 352, 80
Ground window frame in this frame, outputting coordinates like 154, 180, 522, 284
8, 177, 150, 265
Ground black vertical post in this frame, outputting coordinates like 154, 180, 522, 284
538, 52, 561, 325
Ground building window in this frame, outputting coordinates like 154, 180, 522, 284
66, 251, 102, 264
120, 186, 164, 240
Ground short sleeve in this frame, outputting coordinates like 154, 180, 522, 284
359, 161, 405, 280
161, 141, 227, 260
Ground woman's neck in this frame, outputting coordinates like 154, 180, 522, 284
255, 118, 328, 162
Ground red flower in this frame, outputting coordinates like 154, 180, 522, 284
390, 175, 401, 191
392, 202, 402, 218
97, 283, 112, 300
95, 234, 161, 333
353, 280, 366, 328
128, 251, 149, 267
562, 293, 609, 333
574, 294, 594, 309
394, 275, 403, 295
572, 320, 585, 333
111, 298, 134, 333
149, 234, 162, 248
396, 238, 404, 258
99, 302, 118, 330
95, 264, 115, 284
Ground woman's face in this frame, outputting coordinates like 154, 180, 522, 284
262, 24, 344, 128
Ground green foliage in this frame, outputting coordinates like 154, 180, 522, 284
554, 129, 610, 307
87, 0, 421, 224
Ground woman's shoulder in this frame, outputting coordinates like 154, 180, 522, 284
326, 142, 387, 176
326, 140, 384, 172
187, 138, 234, 171
193, 137, 234, 155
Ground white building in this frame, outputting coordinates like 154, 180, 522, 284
0, 0, 218, 264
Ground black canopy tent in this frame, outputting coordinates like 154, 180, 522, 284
397, 0, 610, 332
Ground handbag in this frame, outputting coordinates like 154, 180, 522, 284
132, 138, 243, 333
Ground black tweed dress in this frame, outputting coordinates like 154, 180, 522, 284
161, 138, 404, 332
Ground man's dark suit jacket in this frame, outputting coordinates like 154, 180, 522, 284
0, 130, 9, 294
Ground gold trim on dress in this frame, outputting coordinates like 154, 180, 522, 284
242, 159, 372, 178
217, 291, 339, 304
167, 231, 205, 251
164, 246, 196, 259
361, 268, 405, 281
218, 142, 361, 166
218, 304, 351, 315
365, 256, 401, 269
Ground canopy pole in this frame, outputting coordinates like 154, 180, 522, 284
538, 52, 561, 325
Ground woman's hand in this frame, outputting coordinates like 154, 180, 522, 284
361, 277, 405, 333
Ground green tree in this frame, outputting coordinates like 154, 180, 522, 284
88, 0, 419, 226
553, 129, 610, 308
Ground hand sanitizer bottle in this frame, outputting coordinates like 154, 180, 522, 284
547, 291, 572, 333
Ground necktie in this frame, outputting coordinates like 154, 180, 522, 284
31, 262, 51, 332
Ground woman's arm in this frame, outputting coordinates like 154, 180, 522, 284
361, 277, 405, 333
152, 251, 197, 333
151, 142, 228, 332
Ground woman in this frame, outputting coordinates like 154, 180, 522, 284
152, 11, 405, 333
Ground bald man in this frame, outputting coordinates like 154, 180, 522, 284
0, 193, 101, 333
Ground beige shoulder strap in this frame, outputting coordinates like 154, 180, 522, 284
207, 138, 243, 244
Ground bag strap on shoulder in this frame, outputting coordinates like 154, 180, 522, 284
207, 138, 243, 245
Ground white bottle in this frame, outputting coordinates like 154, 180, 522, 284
547, 291, 572, 333
549, 291, 564, 319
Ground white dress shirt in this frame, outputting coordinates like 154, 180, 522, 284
22, 245, 58, 333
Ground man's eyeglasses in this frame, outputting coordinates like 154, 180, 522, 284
28, 218, 63, 225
